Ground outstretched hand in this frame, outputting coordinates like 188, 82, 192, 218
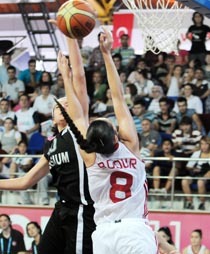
99, 26, 113, 54
48, 19, 57, 26
57, 51, 71, 79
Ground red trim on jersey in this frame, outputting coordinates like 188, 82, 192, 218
143, 180, 149, 218
114, 142, 119, 151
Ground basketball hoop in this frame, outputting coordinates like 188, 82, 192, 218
122, 0, 187, 54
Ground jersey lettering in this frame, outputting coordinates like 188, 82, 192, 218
48, 139, 57, 154
49, 152, 70, 167
110, 171, 133, 203
98, 158, 137, 170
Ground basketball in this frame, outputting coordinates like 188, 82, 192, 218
56, 0, 96, 39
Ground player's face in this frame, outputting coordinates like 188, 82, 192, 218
190, 232, 201, 246
0, 216, 11, 230
53, 97, 68, 126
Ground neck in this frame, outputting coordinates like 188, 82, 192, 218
34, 234, 41, 244
3, 227, 11, 238
21, 107, 28, 112
58, 124, 67, 132
42, 94, 48, 99
164, 152, 171, 156
192, 245, 201, 254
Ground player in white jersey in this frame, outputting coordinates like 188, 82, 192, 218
57, 27, 158, 254
182, 229, 210, 254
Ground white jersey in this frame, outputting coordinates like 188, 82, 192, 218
186, 245, 207, 254
87, 142, 148, 225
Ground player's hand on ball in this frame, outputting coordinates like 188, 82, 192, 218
48, 19, 58, 26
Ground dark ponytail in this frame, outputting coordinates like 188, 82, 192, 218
55, 99, 116, 154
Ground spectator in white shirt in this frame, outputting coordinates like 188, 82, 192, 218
0, 117, 22, 153
2, 66, 25, 107
14, 94, 40, 140
147, 85, 164, 113
176, 83, 203, 114
33, 82, 56, 122
0, 98, 15, 127
0, 52, 12, 86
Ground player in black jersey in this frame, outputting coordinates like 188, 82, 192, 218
0, 37, 95, 254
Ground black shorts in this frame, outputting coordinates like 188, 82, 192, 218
38, 201, 95, 254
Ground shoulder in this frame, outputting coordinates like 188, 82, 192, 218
170, 111, 177, 117
192, 130, 201, 136
20, 69, 29, 75
154, 150, 163, 157
191, 150, 200, 157
12, 229, 24, 237
150, 129, 161, 137
172, 129, 182, 136
187, 108, 196, 115
36, 70, 42, 76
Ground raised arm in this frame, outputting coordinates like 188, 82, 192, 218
67, 37, 89, 121
57, 51, 95, 166
100, 27, 139, 154
48, 18, 89, 120
57, 51, 88, 134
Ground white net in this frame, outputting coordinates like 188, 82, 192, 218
122, 0, 187, 54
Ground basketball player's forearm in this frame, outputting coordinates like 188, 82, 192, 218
67, 38, 85, 77
102, 53, 123, 98
0, 177, 28, 190
66, 38, 89, 119
63, 76, 84, 121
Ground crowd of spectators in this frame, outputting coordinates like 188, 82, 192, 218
0, 11, 210, 209
0, 213, 43, 254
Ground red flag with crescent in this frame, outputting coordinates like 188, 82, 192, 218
112, 13, 134, 48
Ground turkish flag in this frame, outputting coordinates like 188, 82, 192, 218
112, 13, 134, 49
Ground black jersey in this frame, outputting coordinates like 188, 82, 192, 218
188, 24, 210, 53
44, 126, 93, 205
0, 229, 26, 254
